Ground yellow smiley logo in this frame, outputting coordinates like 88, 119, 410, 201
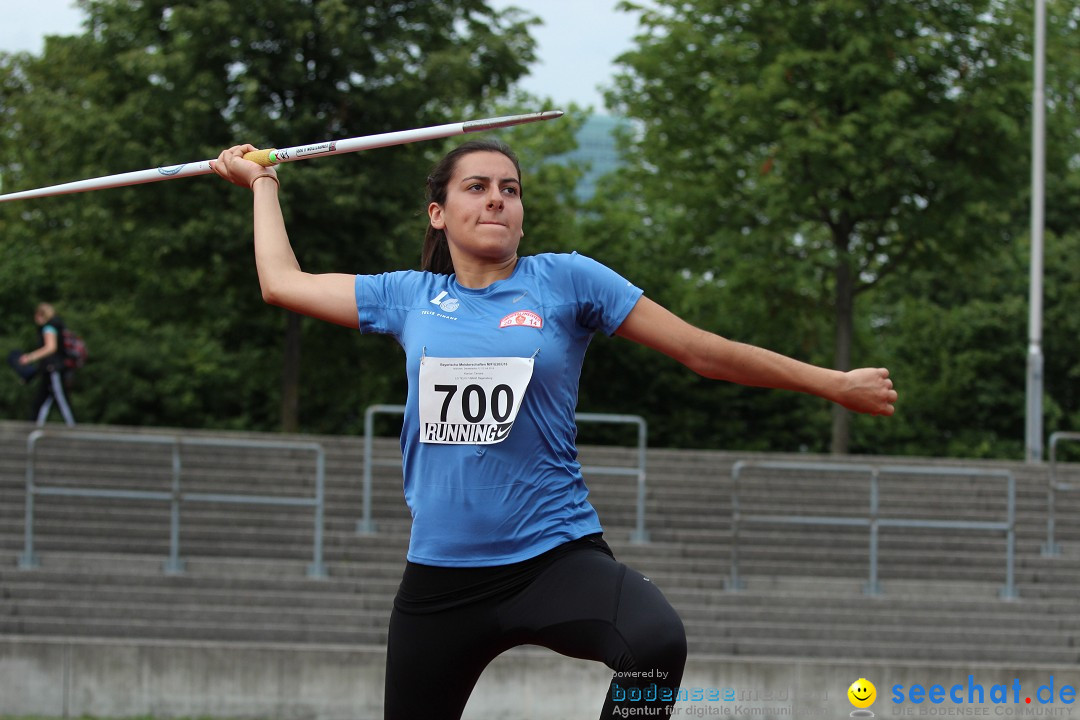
848, 678, 877, 709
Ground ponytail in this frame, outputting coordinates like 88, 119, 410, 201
421, 227, 455, 275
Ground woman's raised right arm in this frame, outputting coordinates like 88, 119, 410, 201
213, 145, 359, 328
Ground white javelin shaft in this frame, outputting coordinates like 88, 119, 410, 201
0, 110, 563, 203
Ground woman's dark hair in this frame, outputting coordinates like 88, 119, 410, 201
421, 139, 522, 275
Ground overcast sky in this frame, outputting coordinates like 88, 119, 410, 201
1, 0, 648, 112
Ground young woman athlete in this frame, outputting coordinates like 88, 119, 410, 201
212, 138, 897, 719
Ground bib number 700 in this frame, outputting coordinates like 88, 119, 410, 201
419, 357, 534, 444
434, 384, 515, 423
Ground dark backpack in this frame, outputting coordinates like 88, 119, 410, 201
61, 328, 88, 370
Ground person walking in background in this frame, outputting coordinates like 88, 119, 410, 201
19, 302, 76, 427
212, 137, 897, 719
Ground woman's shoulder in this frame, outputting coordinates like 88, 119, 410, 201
357, 268, 454, 304
525, 251, 588, 262
363, 268, 448, 286
523, 252, 628, 281
522, 251, 609, 272
41, 316, 65, 333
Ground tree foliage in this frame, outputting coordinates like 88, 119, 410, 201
597, 0, 1080, 453
0, 0, 541, 433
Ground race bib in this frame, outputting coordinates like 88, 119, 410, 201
419, 356, 534, 444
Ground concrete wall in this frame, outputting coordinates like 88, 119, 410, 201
3, 636, 1078, 719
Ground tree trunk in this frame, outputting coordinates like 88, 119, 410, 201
831, 257, 854, 454
281, 311, 302, 433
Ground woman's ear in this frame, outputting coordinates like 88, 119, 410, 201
428, 202, 445, 230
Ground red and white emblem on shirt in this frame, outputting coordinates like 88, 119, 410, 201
499, 310, 543, 329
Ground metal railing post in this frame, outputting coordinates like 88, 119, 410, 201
356, 405, 376, 535
1042, 431, 1080, 556
632, 417, 649, 544
1003, 471, 1018, 599
18, 430, 44, 569
164, 439, 184, 574
1043, 434, 1059, 556
725, 461, 745, 591
574, 413, 650, 544
308, 446, 328, 578
865, 468, 881, 595
356, 404, 406, 535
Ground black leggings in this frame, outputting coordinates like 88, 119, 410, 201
384, 540, 687, 719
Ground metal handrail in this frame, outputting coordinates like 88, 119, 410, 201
728, 460, 1017, 599
356, 404, 405, 535
578, 413, 649, 544
357, 405, 650, 544
1042, 431, 1080, 556
19, 429, 327, 578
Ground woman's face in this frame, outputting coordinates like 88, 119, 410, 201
428, 151, 523, 267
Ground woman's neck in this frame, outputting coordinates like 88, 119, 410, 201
452, 255, 519, 289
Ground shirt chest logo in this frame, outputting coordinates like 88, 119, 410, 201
429, 291, 460, 313
499, 310, 543, 330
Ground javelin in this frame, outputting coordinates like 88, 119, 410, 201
0, 110, 564, 203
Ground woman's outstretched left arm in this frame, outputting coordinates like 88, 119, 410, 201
615, 296, 897, 416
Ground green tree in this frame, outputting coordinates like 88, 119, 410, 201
860, 240, 1029, 458
606, 0, 1070, 453
861, 3, 1080, 459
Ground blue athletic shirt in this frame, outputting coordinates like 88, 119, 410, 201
355, 252, 644, 566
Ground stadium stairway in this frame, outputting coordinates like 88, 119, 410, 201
2, 419, 1080, 718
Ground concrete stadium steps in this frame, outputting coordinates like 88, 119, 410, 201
3, 420, 1080, 667
5, 550, 1079, 663
690, 638, 1078, 664
0, 552, 396, 644
669, 577, 1080, 662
